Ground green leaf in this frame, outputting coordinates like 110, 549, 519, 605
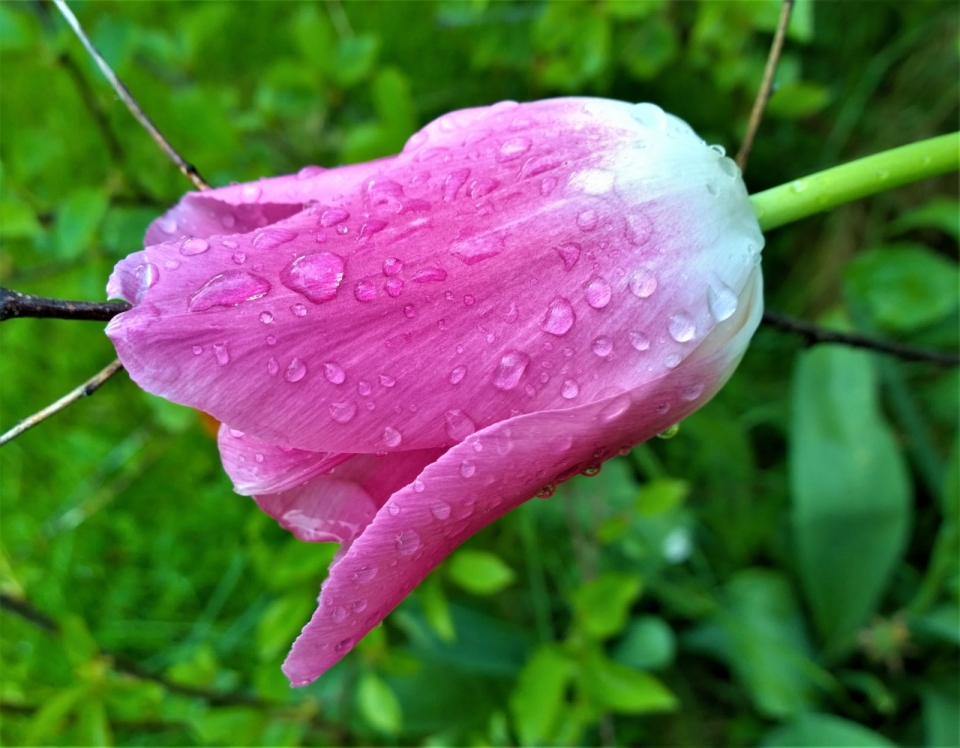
193, 706, 266, 747
571, 572, 643, 640
256, 593, 315, 662
580, 650, 678, 715
845, 244, 960, 332
54, 188, 109, 259
921, 678, 960, 748
420, 573, 456, 643
335, 34, 380, 88
767, 81, 831, 118
0, 195, 42, 239
76, 698, 112, 747
636, 478, 690, 516
166, 643, 218, 688
889, 198, 960, 241
357, 671, 403, 735
447, 549, 516, 596
761, 712, 897, 747
613, 615, 676, 671
790, 343, 912, 647
60, 614, 99, 667
509, 644, 573, 746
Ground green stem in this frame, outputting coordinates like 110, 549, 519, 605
750, 132, 959, 232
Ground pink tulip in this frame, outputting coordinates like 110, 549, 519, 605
106, 98, 764, 685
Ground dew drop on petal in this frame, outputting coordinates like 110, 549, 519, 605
180, 237, 209, 256
395, 529, 420, 555
240, 184, 262, 203
668, 313, 696, 343
625, 214, 653, 246
629, 331, 651, 351
213, 344, 229, 366
164, 259, 181, 270
266, 335, 277, 346
280, 252, 345, 304
357, 380, 372, 396
679, 382, 705, 402
541, 297, 576, 336
628, 269, 657, 298
383, 258, 404, 276
158, 216, 177, 234
188, 271, 271, 312
708, 282, 738, 322
253, 228, 297, 250
332, 606, 347, 623
354, 565, 378, 583
561, 379, 580, 399
449, 365, 467, 385
379, 374, 396, 388
468, 178, 498, 198
324, 362, 346, 384
577, 210, 599, 231
665, 353, 681, 369
592, 337, 613, 356
584, 276, 612, 308
449, 233, 504, 265
412, 267, 448, 283
540, 176, 558, 195
460, 461, 476, 478
492, 351, 529, 391
383, 426, 402, 448
442, 168, 470, 201
631, 102, 668, 130
232, 252, 246, 265
329, 400, 357, 423
555, 243, 581, 271
497, 136, 531, 161
192, 345, 203, 355
430, 500, 451, 520
259, 311, 273, 324
297, 165, 324, 180
385, 278, 404, 297
319, 208, 350, 227
463, 295, 475, 306
355, 280, 377, 301
387, 502, 401, 516
291, 303, 307, 317
284, 358, 307, 382
444, 409, 476, 441
403, 304, 416, 318
267, 357, 279, 376
599, 394, 631, 422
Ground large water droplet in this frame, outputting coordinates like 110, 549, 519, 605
708, 282, 738, 321
584, 276, 612, 308
354, 565, 378, 583
592, 337, 613, 356
412, 267, 448, 283
679, 382, 705, 402
599, 394, 631, 422
395, 529, 420, 555
629, 331, 651, 351
668, 313, 696, 342
318, 208, 350, 227
291, 303, 307, 317
497, 136, 532, 162
383, 258, 404, 276
189, 271, 271, 312
555, 243, 581, 271
625, 214, 653, 246
628, 269, 657, 298
240, 184, 262, 203
180, 237, 209, 256
284, 358, 307, 382
444, 409, 476, 441
379, 374, 396, 388
493, 351, 529, 391
324, 362, 346, 384
541, 297, 576, 336
357, 380, 372, 396
430, 500, 451, 520
259, 311, 274, 324
460, 461, 476, 478
385, 278, 404, 297
631, 102, 668, 130
442, 168, 470, 201
449, 365, 467, 385
332, 606, 348, 623
355, 280, 377, 301
280, 252, 344, 304
253, 228, 297, 249
449, 233, 504, 265
213, 344, 230, 366
330, 400, 357, 423
383, 426, 402, 448
577, 210, 599, 231
665, 353, 681, 369
561, 379, 580, 399
468, 178, 499, 198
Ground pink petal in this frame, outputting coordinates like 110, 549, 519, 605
282, 267, 762, 685
107, 98, 763, 455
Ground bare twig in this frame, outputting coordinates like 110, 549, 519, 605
736, 0, 794, 171
761, 310, 960, 366
0, 359, 125, 447
51, 0, 210, 191
1, 287, 131, 322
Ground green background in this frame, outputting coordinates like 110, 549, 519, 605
1, 1, 957, 745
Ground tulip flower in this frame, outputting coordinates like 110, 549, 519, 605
105, 97, 764, 685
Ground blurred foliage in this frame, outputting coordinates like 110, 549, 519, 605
1, 0, 958, 745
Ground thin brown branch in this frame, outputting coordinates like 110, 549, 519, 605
0, 359, 125, 447
51, 0, 210, 191
736, 0, 794, 171
0, 287, 131, 322
761, 310, 960, 366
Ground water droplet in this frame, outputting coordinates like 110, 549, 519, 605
541, 297, 576, 336
280, 252, 344, 304
192, 345, 203, 355
401, 303, 415, 319
330, 400, 357, 423
268, 357, 279, 376
164, 259, 181, 270
319, 208, 350, 227
592, 337, 613, 356
253, 228, 297, 249
158, 216, 178, 234
493, 351, 529, 391
577, 210, 599, 231
625, 214, 653, 246
463, 295, 475, 306
285, 358, 307, 382
665, 353, 681, 369
709, 144, 726, 156
255, 453, 264, 463
384, 278, 404, 298
352, 280, 376, 302
561, 379, 580, 399
297, 165, 324, 180
584, 276, 612, 308
629, 331, 651, 351
581, 465, 601, 478
449, 365, 467, 385
189, 271, 271, 312
213, 344, 230, 366
180, 237, 209, 256
535, 484, 556, 499
679, 382, 705, 402
657, 423, 680, 440
668, 313, 696, 342
540, 176, 558, 195
430, 500, 451, 520
631, 102, 668, 130
719, 158, 740, 179
379, 374, 396, 388
708, 283, 738, 321
354, 565, 378, 583
291, 303, 307, 317
232, 252, 247, 265
445, 409, 476, 441
552, 434, 573, 452
382, 426, 402, 448
449, 233, 504, 265
332, 606, 347, 623
383, 258, 404, 276
352, 599, 368, 613
600, 394, 630, 422
357, 380, 372, 396
394, 529, 420, 555
324, 362, 346, 384
412, 267, 448, 283
571, 169, 615, 195
497, 136, 532, 161
442, 168, 470, 201
555, 243, 581, 271
468, 178, 498, 198
240, 184, 262, 203
460, 461, 476, 478
706, 180, 719, 196
259, 311, 274, 324
387, 501, 401, 517
335, 637, 353, 653
628, 269, 657, 298
404, 130, 429, 152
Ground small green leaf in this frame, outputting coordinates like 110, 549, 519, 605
760, 712, 896, 747
448, 549, 516, 596
335, 34, 380, 88
357, 671, 402, 735
767, 81, 831, 118
420, 573, 456, 643
613, 615, 676, 671
0, 195, 42, 239
54, 188, 109, 259
636, 478, 690, 516
60, 614, 99, 667
509, 644, 573, 746
889, 198, 960, 240
571, 572, 643, 640
256, 593, 315, 662
580, 650, 678, 714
